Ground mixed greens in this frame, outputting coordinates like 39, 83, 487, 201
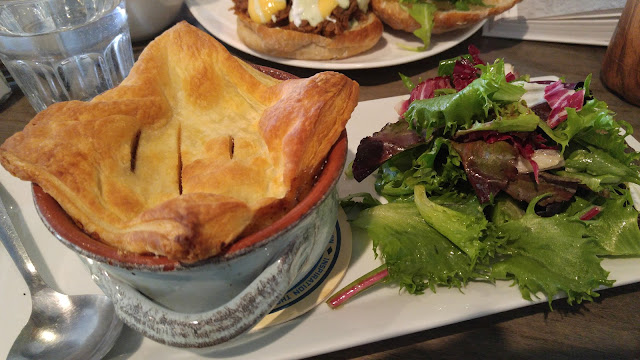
328, 47, 640, 309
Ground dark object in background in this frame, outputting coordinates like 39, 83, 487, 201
601, 0, 640, 107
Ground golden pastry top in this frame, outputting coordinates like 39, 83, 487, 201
0, 22, 359, 263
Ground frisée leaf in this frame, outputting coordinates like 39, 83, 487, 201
562, 146, 640, 190
353, 202, 477, 294
414, 185, 487, 262
487, 196, 614, 306
404, 59, 526, 139
581, 189, 640, 256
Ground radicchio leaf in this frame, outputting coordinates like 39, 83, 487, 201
468, 44, 486, 66
352, 120, 425, 182
396, 76, 453, 116
544, 80, 585, 128
450, 45, 485, 91
452, 58, 480, 91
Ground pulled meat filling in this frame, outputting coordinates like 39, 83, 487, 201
232, 0, 367, 37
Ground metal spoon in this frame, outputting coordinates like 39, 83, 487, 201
0, 196, 123, 360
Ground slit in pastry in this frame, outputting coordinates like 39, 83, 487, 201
130, 130, 142, 172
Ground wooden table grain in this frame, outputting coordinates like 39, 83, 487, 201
1, 7, 639, 360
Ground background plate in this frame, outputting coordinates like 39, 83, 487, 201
1, 96, 639, 360
186, 0, 486, 70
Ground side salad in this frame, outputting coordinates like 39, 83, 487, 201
328, 46, 640, 309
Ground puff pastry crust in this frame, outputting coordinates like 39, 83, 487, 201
0, 22, 358, 263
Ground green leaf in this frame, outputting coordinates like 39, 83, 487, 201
437, 54, 472, 76
579, 73, 593, 98
455, 112, 540, 136
584, 190, 640, 256
542, 92, 638, 167
490, 195, 525, 225
552, 171, 618, 193
563, 146, 640, 186
352, 202, 476, 294
488, 205, 613, 306
340, 192, 382, 221
399, 72, 416, 91
398, 2, 436, 52
375, 139, 467, 199
404, 59, 526, 138
414, 185, 487, 261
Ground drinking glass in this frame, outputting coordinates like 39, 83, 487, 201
0, 0, 135, 112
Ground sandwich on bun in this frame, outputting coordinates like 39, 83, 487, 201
370, 0, 520, 49
232, 0, 384, 60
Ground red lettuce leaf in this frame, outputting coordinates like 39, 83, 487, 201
452, 139, 577, 206
504, 172, 579, 207
456, 131, 558, 183
451, 140, 519, 203
352, 121, 425, 182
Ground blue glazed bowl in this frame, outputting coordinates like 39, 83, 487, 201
31, 66, 348, 348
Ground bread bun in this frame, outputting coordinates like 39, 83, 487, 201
371, 0, 520, 33
236, 12, 384, 60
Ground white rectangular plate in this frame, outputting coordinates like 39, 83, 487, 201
1, 95, 639, 359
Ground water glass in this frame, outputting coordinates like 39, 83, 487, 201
0, 0, 134, 112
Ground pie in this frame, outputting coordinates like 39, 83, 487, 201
0, 21, 359, 263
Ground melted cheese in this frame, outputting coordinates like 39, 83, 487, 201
290, 0, 350, 27
356, 0, 369, 12
248, 0, 287, 24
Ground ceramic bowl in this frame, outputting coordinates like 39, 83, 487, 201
126, 0, 185, 42
31, 66, 348, 348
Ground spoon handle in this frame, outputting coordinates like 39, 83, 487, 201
0, 197, 47, 294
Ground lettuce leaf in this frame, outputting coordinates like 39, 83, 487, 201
437, 54, 473, 77
414, 185, 487, 261
374, 138, 467, 199
404, 59, 526, 138
454, 112, 540, 135
398, 0, 488, 51
351, 120, 426, 182
582, 190, 640, 256
340, 192, 382, 221
561, 146, 640, 190
451, 140, 518, 203
488, 197, 614, 306
400, 2, 436, 52
539, 87, 639, 167
449, 0, 487, 10
352, 201, 477, 294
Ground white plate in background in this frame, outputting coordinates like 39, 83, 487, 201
186, 0, 486, 70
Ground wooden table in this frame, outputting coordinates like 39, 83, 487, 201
1, 7, 639, 360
